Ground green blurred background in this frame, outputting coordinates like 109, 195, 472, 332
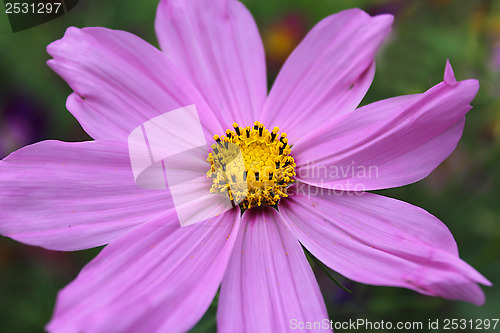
1, 0, 499, 332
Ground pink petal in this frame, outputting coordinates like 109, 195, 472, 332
0, 140, 171, 251
218, 207, 330, 333
46, 208, 240, 333
47, 27, 222, 141
294, 62, 479, 191
260, 9, 392, 143
281, 184, 490, 305
155, 0, 267, 127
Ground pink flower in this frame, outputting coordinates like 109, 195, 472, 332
0, 1, 490, 332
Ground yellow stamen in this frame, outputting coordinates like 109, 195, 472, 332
207, 122, 296, 209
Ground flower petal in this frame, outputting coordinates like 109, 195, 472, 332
260, 9, 392, 143
46, 208, 240, 333
0, 140, 171, 251
294, 63, 479, 191
281, 184, 490, 305
47, 27, 222, 141
217, 207, 330, 333
155, 0, 267, 127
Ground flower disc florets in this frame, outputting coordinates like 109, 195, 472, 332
207, 121, 296, 209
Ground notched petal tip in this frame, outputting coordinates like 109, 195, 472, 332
444, 59, 458, 86
46, 58, 55, 69
46, 37, 60, 56
374, 12, 394, 27
46, 26, 80, 56
343, 8, 394, 28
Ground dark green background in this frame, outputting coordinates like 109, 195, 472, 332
0, 0, 499, 332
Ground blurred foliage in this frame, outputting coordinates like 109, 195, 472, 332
1, 0, 500, 332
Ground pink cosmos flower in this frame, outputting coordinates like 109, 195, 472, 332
0, 0, 491, 332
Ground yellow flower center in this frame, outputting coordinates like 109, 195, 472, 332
207, 121, 296, 209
